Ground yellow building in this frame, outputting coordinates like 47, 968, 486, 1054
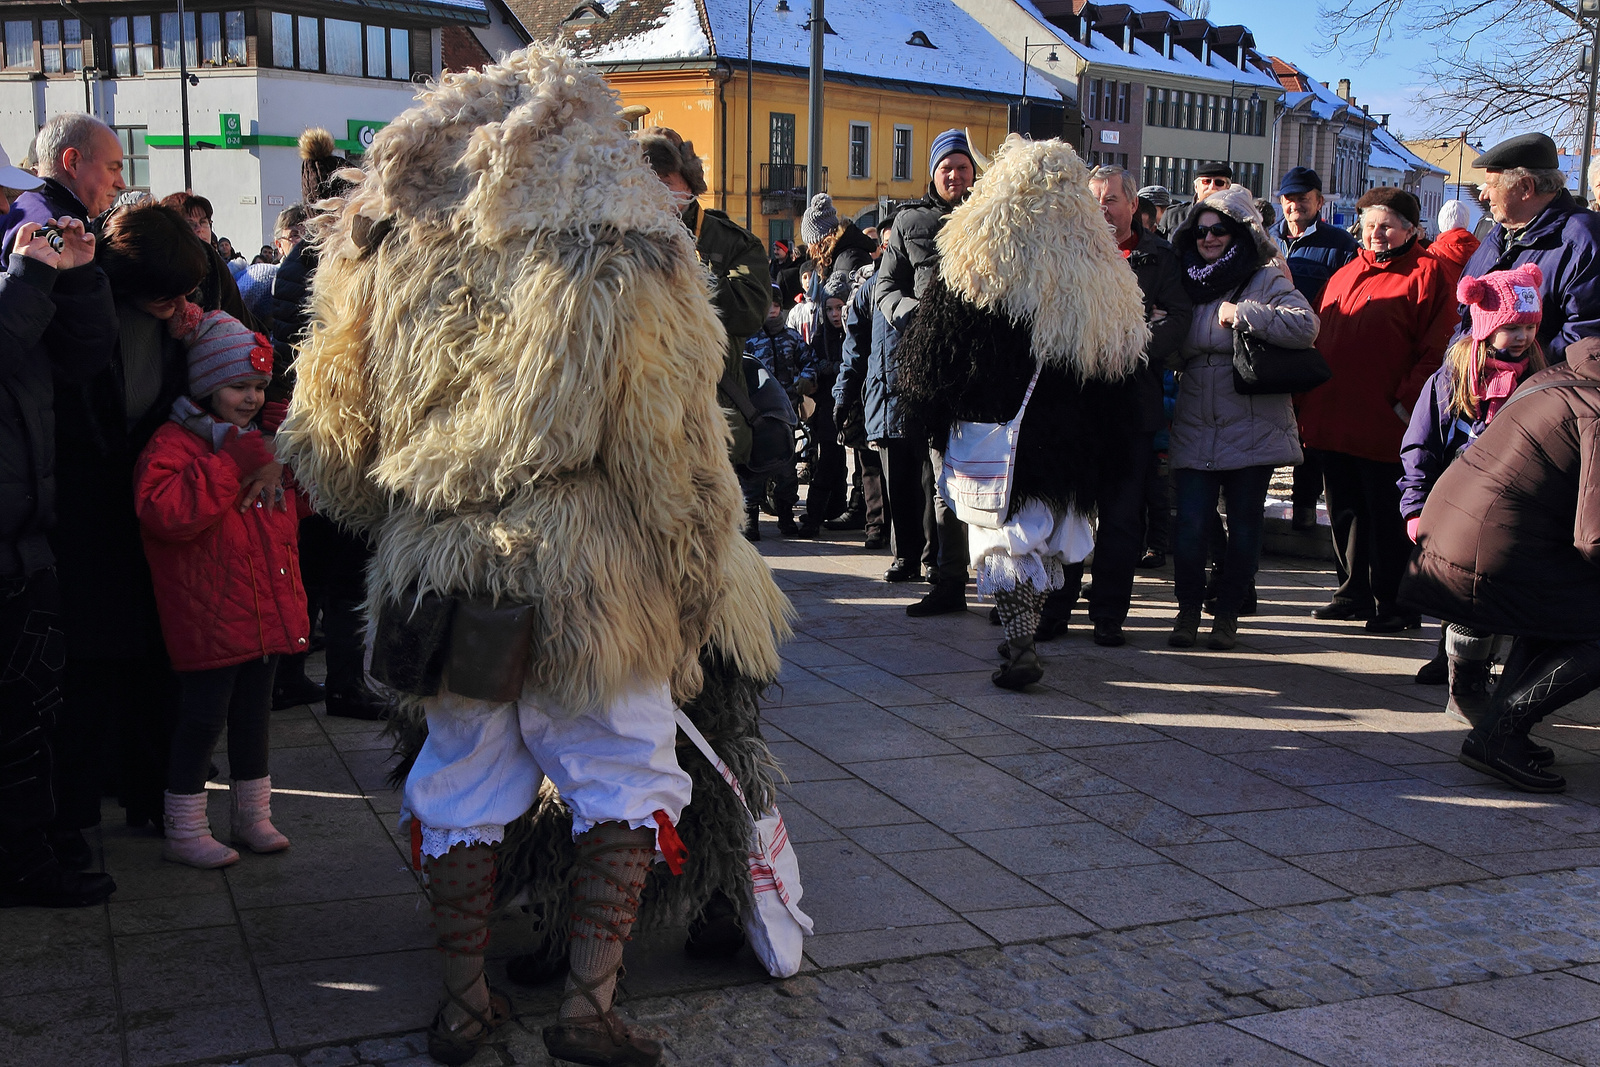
501, 0, 1059, 251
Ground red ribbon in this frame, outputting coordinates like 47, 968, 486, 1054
652, 810, 688, 876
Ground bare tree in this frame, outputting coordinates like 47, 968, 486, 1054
1180, 0, 1211, 18
1316, 0, 1588, 139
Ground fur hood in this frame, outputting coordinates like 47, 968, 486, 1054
277, 43, 790, 714
1173, 183, 1281, 270
935, 135, 1149, 381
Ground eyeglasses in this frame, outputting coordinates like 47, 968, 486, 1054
1195, 223, 1232, 238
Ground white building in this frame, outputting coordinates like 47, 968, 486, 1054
0, 0, 522, 250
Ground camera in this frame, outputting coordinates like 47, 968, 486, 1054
37, 224, 63, 252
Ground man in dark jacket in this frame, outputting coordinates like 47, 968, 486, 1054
1044, 165, 1193, 646
1454, 133, 1600, 364
1401, 336, 1600, 794
0, 150, 119, 908
878, 129, 974, 612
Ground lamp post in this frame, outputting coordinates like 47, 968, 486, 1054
1581, 0, 1600, 199
743, 0, 771, 229
176, 0, 194, 190
805, 0, 824, 202
1223, 83, 1259, 176
1018, 37, 1059, 139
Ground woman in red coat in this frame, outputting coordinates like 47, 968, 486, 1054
135, 301, 308, 869
1297, 188, 1458, 632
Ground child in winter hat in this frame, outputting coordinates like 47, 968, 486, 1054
801, 193, 841, 245
1400, 263, 1545, 541
133, 298, 307, 872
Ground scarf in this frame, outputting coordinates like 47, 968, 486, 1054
169, 395, 284, 508
1481, 353, 1532, 424
1373, 235, 1417, 264
1180, 241, 1256, 304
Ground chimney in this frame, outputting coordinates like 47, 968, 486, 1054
1337, 78, 1351, 101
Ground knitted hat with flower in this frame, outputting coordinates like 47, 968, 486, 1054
167, 300, 274, 397
1457, 263, 1544, 342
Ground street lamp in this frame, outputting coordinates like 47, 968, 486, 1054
1580, 0, 1600, 199
1444, 134, 1484, 201
1224, 84, 1259, 176
177, 0, 194, 190
1019, 36, 1059, 105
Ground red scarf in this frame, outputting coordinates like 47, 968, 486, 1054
1482, 355, 1530, 424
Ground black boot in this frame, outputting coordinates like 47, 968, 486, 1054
1459, 733, 1565, 793
326, 686, 391, 721
273, 652, 327, 709
906, 581, 967, 617
743, 505, 761, 542
992, 639, 1043, 690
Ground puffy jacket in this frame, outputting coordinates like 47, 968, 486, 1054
1169, 264, 1319, 472
1397, 357, 1540, 518
835, 271, 916, 441
1298, 242, 1456, 463
135, 419, 309, 671
0, 253, 112, 577
268, 239, 316, 402
875, 183, 959, 334
1400, 338, 1600, 640
1127, 227, 1193, 432
744, 320, 815, 405
1453, 190, 1600, 363
825, 222, 877, 282
1270, 217, 1359, 308
1426, 227, 1480, 287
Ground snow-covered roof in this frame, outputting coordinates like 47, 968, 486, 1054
539, 0, 1058, 100
1009, 0, 1280, 90
1372, 124, 1446, 176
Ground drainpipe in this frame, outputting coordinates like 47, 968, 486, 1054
713, 59, 732, 214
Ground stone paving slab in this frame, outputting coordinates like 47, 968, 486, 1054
16, 530, 1600, 1065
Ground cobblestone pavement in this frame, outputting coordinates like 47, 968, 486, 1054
12, 530, 1600, 1066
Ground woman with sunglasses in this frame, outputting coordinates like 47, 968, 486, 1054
1167, 185, 1319, 650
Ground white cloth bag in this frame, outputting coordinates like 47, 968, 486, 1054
674, 710, 814, 977
937, 365, 1042, 529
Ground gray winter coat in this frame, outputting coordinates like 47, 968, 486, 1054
1169, 264, 1319, 472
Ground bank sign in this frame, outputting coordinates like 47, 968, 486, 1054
348, 120, 388, 152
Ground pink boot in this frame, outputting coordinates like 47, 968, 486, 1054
162, 791, 240, 868
231, 777, 290, 853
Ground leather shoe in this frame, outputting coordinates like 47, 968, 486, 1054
1137, 550, 1166, 568
0, 866, 116, 908
1365, 613, 1421, 633
906, 582, 966, 617
272, 673, 327, 710
1092, 620, 1126, 647
824, 511, 866, 531
544, 1009, 663, 1066
1312, 600, 1372, 621
1459, 734, 1565, 793
884, 559, 919, 583
325, 687, 392, 721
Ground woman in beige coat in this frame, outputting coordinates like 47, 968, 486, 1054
1167, 185, 1319, 650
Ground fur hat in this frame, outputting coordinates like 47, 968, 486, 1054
1356, 186, 1420, 229
935, 134, 1149, 380
169, 302, 273, 397
637, 127, 707, 197
300, 128, 351, 204
800, 193, 840, 245
1182, 184, 1279, 268
1458, 264, 1544, 342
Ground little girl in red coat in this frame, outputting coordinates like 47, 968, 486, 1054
135, 301, 309, 869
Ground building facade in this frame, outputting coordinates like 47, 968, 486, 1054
0, 0, 517, 249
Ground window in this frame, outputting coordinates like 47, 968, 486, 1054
163, 12, 198, 69
892, 126, 912, 181
1146, 86, 1157, 126
41, 19, 81, 73
390, 28, 409, 79
115, 126, 149, 190
1088, 78, 1102, 121
366, 24, 386, 76
4, 20, 31, 70
848, 122, 869, 179
324, 19, 362, 76
769, 112, 795, 166
200, 12, 221, 65
110, 17, 131, 76
1116, 82, 1129, 124
298, 15, 320, 71
225, 11, 245, 64
1159, 88, 1170, 127
271, 12, 293, 67
769, 218, 793, 252
134, 16, 155, 74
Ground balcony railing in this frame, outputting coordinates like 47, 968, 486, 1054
759, 163, 828, 215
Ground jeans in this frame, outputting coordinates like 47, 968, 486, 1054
1174, 465, 1273, 614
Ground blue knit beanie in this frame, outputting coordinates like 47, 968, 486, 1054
929, 129, 972, 174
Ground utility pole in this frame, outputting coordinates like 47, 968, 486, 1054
1582, 0, 1600, 200
745, 0, 755, 228
805, 0, 824, 201
177, 0, 193, 190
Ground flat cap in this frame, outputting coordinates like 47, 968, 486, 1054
1137, 185, 1172, 207
1473, 133, 1559, 171
1277, 166, 1322, 196
1196, 161, 1233, 179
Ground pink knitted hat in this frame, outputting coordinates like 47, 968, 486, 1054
1457, 263, 1543, 342
168, 301, 273, 397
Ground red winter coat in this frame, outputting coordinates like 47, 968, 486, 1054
1426, 228, 1481, 288
1298, 243, 1458, 463
135, 420, 309, 672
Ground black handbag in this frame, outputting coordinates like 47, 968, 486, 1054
1225, 279, 1332, 396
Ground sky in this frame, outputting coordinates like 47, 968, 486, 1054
1206, 0, 1444, 142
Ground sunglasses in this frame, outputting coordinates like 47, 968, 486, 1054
1195, 223, 1233, 238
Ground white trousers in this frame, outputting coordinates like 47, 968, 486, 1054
403, 682, 693, 859
967, 497, 1095, 595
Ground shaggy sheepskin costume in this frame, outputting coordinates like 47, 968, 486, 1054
896, 136, 1149, 687
275, 43, 791, 1065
